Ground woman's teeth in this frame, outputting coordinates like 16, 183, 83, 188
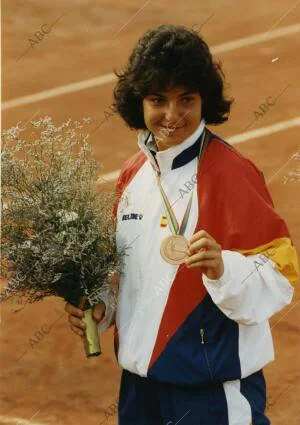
161, 126, 183, 133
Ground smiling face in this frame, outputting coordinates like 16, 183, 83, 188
142, 86, 202, 151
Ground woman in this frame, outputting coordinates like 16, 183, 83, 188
65, 24, 299, 425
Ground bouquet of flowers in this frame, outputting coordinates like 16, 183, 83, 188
1, 116, 124, 357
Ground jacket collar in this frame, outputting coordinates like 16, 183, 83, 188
137, 119, 206, 174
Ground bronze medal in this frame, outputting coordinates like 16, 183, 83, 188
157, 128, 208, 265
160, 235, 189, 265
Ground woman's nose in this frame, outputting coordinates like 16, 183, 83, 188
164, 102, 181, 123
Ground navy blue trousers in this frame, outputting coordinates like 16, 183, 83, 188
118, 369, 270, 425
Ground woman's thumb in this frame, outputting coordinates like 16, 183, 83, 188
92, 302, 106, 323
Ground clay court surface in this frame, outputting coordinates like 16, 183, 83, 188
1, 0, 300, 424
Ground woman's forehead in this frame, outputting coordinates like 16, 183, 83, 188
147, 85, 197, 96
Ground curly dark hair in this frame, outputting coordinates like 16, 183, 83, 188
113, 24, 233, 130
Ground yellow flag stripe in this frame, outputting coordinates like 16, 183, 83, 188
233, 237, 299, 287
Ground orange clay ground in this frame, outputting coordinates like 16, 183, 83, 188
1, 1, 300, 424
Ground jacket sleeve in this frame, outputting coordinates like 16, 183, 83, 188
97, 281, 118, 333
202, 250, 295, 325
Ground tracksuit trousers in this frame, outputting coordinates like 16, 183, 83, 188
118, 369, 270, 425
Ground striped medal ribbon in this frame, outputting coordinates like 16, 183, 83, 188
156, 128, 208, 265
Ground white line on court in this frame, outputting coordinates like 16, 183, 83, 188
97, 170, 122, 184
211, 22, 300, 54
2, 73, 116, 110
2, 23, 300, 111
0, 416, 48, 425
96, 116, 300, 183
228, 117, 300, 144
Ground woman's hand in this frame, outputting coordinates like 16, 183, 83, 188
64, 301, 106, 338
65, 272, 119, 337
185, 230, 224, 280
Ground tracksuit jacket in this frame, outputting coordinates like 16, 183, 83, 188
98, 119, 299, 425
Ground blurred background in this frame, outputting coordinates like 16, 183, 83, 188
1, 1, 300, 424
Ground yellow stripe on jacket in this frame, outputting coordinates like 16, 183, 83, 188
233, 237, 299, 287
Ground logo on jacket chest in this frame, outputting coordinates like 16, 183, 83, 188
122, 212, 143, 221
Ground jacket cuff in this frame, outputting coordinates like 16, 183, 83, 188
202, 251, 232, 288
95, 284, 118, 333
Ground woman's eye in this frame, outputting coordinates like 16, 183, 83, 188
151, 98, 164, 104
182, 97, 194, 103
147, 96, 194, 105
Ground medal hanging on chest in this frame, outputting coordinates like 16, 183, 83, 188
157, 129, 209, 265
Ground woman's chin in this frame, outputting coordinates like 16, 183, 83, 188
156, 136, 185, 150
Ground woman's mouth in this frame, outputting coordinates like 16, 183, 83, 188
160, 125, 184, 134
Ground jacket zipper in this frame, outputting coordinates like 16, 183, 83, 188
200, 328, 213, 380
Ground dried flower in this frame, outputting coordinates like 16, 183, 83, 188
1, 117, 125, 309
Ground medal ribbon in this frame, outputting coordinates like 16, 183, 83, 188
155, 128, 208, 236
